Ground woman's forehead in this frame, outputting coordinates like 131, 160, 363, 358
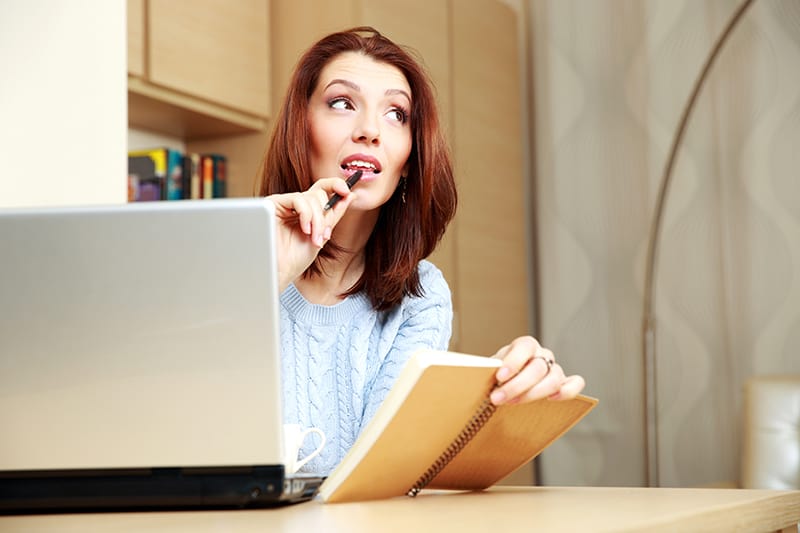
317, 52, 412, 98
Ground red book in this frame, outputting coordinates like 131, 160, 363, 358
201, 155, 214, 199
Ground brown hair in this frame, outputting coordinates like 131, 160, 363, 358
257, 27, 456, 311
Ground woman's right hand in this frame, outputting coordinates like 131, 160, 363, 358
268, 177, 356, 291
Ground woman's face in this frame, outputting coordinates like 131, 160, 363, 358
307, 51, 413, 212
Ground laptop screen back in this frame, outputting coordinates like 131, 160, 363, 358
0, 199, 283, 471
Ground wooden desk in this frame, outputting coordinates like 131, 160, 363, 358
2, 486, 799, 532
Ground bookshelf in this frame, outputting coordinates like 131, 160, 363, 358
128, 77, 267, 139
127, 0, 270, 196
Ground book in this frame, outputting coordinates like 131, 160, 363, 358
182, 153, 201, 200
201, 155, 214, 199
318, 350, 597, 503
127, 153, 159, 202
164, 148, 183, 201
129, 149, 224, 202
198, 154, 227, 199
211, 154, 227, 199
128, 148, 183, 201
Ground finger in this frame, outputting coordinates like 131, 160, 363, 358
271, 192, 313, 233
311, 178, 354, 242
506, 364, 566, 405
548, 374, 586, 401
327, 189, 357, 223
313, 177, 354, 201
290, 194, 315, 236
270, 192, 304, 219
490, 356, 547, 404
491, 342, 513, 361
331, 177, 355, 197
491, 356, 565, 405
316, 189, 358, 246
494, 336, 542, 384
308, 189, 329, 247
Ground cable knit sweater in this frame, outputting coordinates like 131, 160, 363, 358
280, 260, 452, 475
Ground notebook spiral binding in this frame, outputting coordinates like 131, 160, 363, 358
406, 398, 498, 497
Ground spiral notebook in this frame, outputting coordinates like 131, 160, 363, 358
318, 350, 597, 503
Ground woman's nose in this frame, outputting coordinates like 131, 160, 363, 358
353, 114, 380, 145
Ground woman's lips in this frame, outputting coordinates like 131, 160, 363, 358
342, 167, 378, 182
340, 154, 382, 180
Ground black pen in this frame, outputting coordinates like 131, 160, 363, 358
323, 170, 363, 211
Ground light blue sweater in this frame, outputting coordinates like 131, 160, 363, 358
280, 260, 452, 475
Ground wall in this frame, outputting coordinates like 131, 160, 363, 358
128, 128, 184, 154
530, 0, 800, 487
0, 0, 127, 208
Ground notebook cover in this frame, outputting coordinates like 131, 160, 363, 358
319, 350, 597, 503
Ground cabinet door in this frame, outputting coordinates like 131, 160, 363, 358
127, 0, 145, 77
148, 0, 270, 118
452, 0, 529, 357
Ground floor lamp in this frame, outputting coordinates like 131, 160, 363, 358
641, 0, 758, 488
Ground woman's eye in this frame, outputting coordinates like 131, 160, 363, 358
329, 97, 353, 110
386, 108, 408, 123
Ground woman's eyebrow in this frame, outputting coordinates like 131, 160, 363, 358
386, 88, 412, 104
324, 79, 411, 103
324, 78, 359, 92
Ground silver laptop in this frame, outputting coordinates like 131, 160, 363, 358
0, 198, 323, 512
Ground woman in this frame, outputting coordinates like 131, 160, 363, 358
257, 27, 585, 474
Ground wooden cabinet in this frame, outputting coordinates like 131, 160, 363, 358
127, 0, 145, 78
148, 0, 270, 118
450, 1, 529, 358
127, 0, 270, 140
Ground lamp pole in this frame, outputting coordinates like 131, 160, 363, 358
641, 0, 757, 488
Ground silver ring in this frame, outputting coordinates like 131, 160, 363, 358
533, 356, 554, 375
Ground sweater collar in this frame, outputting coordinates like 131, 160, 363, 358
281, 283, 373, 326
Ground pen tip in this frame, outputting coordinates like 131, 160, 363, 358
347, 170, 363, 188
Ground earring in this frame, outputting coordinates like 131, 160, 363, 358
400, 176, 407, 204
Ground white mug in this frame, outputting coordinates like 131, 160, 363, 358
282, 423, 326, 474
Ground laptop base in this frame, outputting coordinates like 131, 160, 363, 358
0, 466, 323, 514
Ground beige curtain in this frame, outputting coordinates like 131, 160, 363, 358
529, 0, 800, 487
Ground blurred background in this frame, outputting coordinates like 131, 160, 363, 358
2, 0, 798, 489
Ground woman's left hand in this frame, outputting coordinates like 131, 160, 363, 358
489, 336, 585, 405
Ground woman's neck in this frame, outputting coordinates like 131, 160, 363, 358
295, 208, 378, 306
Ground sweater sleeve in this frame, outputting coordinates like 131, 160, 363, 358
358, 261, 453, 431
